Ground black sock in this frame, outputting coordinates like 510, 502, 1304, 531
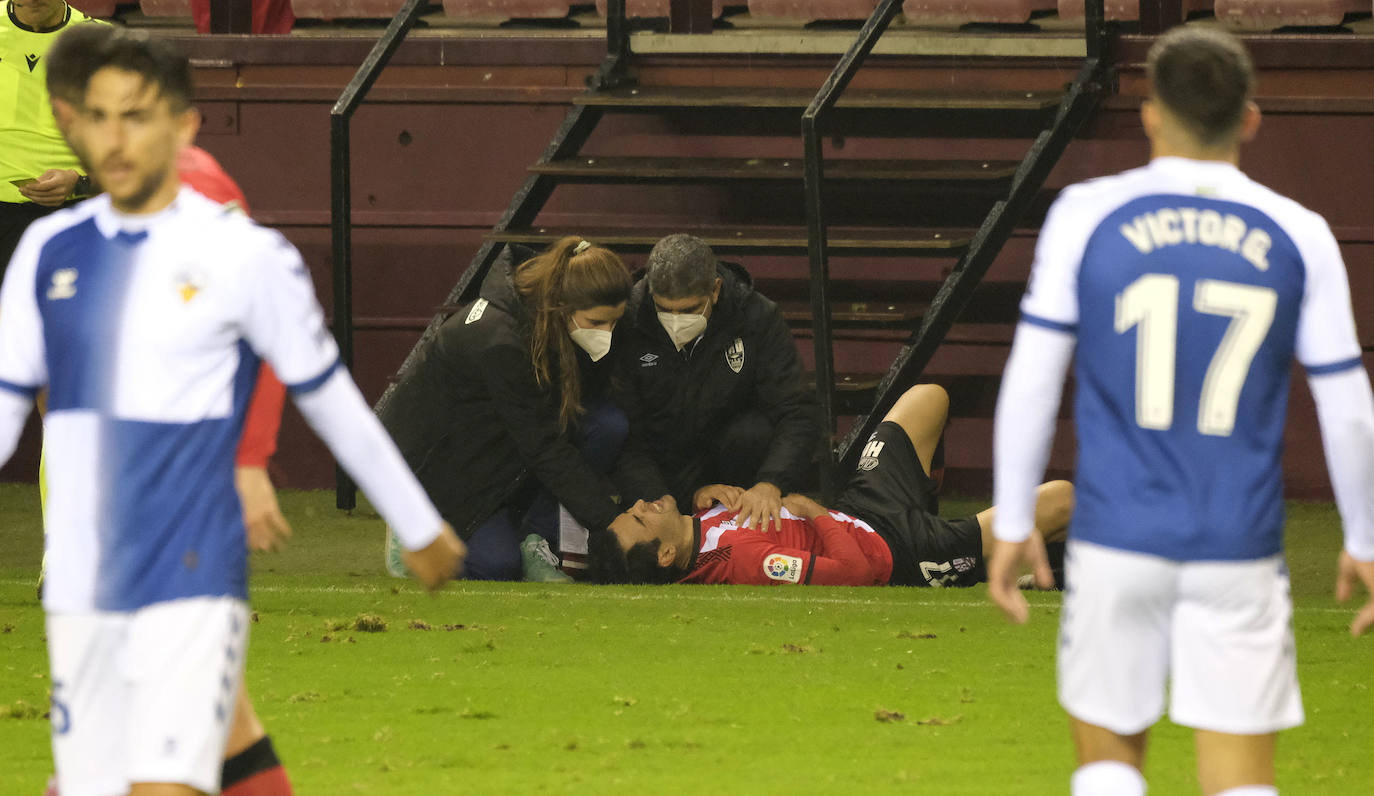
222, 735, 282, 788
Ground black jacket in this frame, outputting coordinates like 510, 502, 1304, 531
613, 261, 821, 503
379, 247, 621, 538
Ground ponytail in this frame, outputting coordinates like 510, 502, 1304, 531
513, 236, 632, 432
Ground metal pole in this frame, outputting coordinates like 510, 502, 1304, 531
329, 0, 428, 509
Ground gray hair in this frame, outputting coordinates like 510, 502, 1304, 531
646, 234, 717, 299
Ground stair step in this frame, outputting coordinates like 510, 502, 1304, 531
810, 373, 1071, 419
781, 300, 923, 328
530, 156, 1021, 184
486, 226, 971, 256
575, 86, 1063, 113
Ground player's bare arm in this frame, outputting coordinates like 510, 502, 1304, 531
1336, 551, 1374, 636
235, 466, 292, 552
781, 492, 827, 520
692, 483, 742, 512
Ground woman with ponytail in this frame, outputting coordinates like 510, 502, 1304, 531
380, 237, 632, 580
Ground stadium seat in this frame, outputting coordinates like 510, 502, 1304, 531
1214, 0, 1363, 28
70, 0, 118, 16
1057, 0, 1209, 19
902, 0, 1056, 26
443, 0, 572, 19
747, 0, 879, 21
594, 0, 725, 18
291, 0, 411, 18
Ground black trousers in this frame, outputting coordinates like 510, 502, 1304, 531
0, 201, 64, 278
667, 409, 776, 507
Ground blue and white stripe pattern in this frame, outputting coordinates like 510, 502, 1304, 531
1017, 157, 1363, 561
0, 189, 341, 612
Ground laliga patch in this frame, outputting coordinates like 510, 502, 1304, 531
465, 298, 488, 324
763, 553, 803, 583
725, 337, 744, 373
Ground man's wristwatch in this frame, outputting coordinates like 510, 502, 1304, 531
72, 174, 92, 198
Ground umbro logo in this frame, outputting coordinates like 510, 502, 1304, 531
639, 353, 658, 366
26, 54, 40, 72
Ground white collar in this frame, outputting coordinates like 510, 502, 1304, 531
92, 186, 189, 240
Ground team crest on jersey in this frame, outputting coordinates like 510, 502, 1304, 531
174, 270, 207, 304
465, 298, 488, 324
46, 269, 78, 300
857, 436, 885, 471
725, 338, 744, 373
763, 553, 803, 583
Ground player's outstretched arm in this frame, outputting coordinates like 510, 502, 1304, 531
240, 235, 462, 589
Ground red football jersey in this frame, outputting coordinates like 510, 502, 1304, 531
178, 146, 286, 469
680, 503, 894, 586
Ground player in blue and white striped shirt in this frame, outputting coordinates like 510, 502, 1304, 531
0, 29, 464, 796
989, 27, 1374, 796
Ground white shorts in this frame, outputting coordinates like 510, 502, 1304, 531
1057, 540, 1303, 736
47, 596, 250, 796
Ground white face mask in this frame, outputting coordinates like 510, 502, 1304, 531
657, 312, 708, 351
569, 326, 613, 362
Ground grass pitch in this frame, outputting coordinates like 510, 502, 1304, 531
1, 484, 1370, 794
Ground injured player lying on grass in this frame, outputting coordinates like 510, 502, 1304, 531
587, 384, 1072, 587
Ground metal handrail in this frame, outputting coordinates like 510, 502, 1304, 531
800, 0, 905, 499
828, 0, 1113, 479
330, 0, 429, 509
803, 0, 1111, 497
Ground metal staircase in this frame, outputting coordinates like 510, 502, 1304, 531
360, 0, 1117, 500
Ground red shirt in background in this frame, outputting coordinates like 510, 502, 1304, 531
680, 503, 894, 586
191, 0, 294, 34
177, 146, 286, 469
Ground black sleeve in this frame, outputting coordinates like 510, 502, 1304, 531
608, 343, 672, 504
377, 327, 461, 473
750, 300, 823, 494
479, 339, 622, 532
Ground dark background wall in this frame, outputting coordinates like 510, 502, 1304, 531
6, 35, 1372, 498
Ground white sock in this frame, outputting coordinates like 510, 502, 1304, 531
1214, 787, 1277, 796
1071, 761, 1146, 796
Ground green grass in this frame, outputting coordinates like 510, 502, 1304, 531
1, 484, 1370, 794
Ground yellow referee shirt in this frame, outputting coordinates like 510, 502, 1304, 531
0, 2, 101, 204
